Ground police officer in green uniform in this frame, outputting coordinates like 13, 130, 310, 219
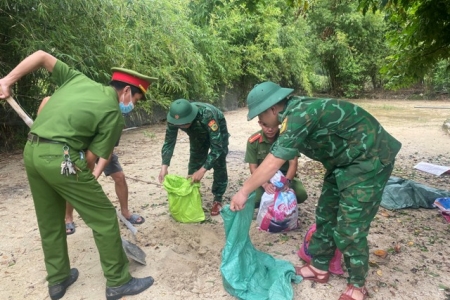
245, 118, 308, 206
158, 99, 230, 216
230, 81, 401, 300
37, 97, 145, 235
0, 50, 157, 300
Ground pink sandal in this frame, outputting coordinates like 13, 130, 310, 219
338, 284, 369, 300
295, 264, 330, 283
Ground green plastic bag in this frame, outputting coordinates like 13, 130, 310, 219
220, 192, 301, 300
163, 174, 205, 223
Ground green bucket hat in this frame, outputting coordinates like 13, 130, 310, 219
246, 81, 294, 120
167, 99, 198, 125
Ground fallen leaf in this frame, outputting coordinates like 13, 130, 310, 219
377, 269, 383, 276
380, 211, 390, 217
369, 260, 380, 268
374, 249, 388, 258
407, 241, 414, 246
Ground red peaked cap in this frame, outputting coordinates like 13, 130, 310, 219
111, 67, 157, 95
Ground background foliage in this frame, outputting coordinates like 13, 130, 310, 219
1, 0, 449, 150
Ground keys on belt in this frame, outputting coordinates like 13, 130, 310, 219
26, 134, 79, 177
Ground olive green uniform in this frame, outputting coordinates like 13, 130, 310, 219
271, 96, 401, 287
244, 130, 307, 204
24, 61, 131, 287
161, 103, 229, 202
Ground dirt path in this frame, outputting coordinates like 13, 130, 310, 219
0, 99, 449, 300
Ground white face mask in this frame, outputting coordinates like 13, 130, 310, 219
120, 89, 134, 114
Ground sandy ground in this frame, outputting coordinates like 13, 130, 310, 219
0, 99, 450, 300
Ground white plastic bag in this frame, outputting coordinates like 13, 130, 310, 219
257, 171, 299, 232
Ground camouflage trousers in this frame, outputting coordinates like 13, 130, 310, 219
188, 143, 228, 203
308, 161, 395, 287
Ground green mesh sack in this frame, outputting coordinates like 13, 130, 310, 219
163, 174, 205, 223
220, 192, 301, 300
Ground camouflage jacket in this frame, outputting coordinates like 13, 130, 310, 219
161, 102, 229, 170
271, 96, 402, 187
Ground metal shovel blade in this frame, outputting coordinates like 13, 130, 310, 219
121, 237, 147, 265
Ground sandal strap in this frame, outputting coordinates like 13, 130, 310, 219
340, 284, 369, 300
295, 264, 329, 281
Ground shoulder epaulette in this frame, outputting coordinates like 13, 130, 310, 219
248, 132, 262, 143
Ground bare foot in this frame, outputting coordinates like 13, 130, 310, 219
297, 264, 328, 277
121, 211, 145, 224
65, 221, 75, 235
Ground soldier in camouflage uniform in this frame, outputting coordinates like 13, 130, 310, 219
159, 99, 230, 216
230, 82, 401, 300
245, 118, 308, 206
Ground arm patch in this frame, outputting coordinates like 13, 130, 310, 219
208, 119, 218, 131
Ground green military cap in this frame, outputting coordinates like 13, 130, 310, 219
167, 99, 198, 125
111, 67, 158, 99
246, 81, 294, 120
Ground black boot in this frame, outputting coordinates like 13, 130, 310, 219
105, 276, 154, 300
48, 268, 79, 300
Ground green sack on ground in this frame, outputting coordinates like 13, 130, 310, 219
163, 174, 205, 223
381, 176, 450, 210
220, 192, 301, 300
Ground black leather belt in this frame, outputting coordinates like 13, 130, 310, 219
27, 133, 62, 144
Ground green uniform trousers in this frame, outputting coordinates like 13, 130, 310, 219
187, 141, 228, 202
254, 177, 308, 206
24, 141, 131, 287
308, 161, 394, 287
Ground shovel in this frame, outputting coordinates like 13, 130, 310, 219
121, 237, 147, 265
3, 93, 146, 265
117, 210, 147, 265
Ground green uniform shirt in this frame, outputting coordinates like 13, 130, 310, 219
271, 96, 402, 188
31, 61, 124, 159
244, 130, 292, 174
161, 102, 229, 170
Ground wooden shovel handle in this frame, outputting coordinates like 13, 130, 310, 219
5, 96, 34, 128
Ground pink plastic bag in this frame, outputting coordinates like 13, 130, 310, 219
297, 223, 344, 275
